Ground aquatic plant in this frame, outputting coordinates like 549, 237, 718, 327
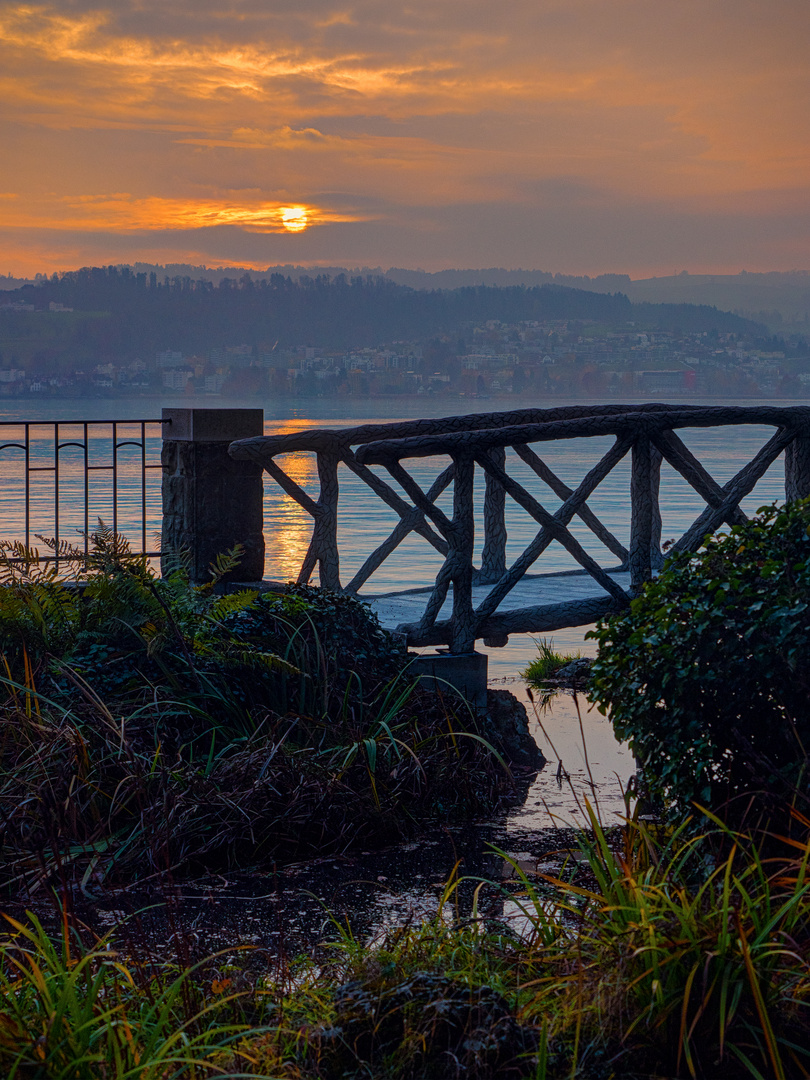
521, 638, 581, 689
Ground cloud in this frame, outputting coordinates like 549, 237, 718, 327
0, 0, 808, 273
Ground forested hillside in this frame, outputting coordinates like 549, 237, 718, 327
0, 267, 764, 370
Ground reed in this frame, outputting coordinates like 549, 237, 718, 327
4, 798, 810, 1078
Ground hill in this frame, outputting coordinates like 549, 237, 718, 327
0, 269, 765, 372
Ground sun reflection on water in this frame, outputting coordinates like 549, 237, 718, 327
263, 451, 318, 583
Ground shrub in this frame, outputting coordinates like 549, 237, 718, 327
588, 499, 810, 819
0, 529, 514, 888
0, 525, 408, 733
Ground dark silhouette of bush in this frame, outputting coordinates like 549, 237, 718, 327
589, 499, 810, 819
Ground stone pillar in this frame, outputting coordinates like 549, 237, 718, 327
161, 408, 265, 583
408, 650, 488, 709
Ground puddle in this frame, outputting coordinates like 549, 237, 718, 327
511, 686, 633, 831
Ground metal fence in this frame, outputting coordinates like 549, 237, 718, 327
0, 419, 164, 563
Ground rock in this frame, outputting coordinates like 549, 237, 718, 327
551, 657, 592, 687
314, 970, 538, 1079
483, 689, 546, 769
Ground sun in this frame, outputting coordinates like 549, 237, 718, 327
280, 206, 309, 233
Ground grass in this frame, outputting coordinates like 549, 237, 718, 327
0, 531, 519, 892
0, 669, 514, 893
0, 911, 250, 1079
5, 803, 810, 1078
225, 806, 810, 1079
521, 638, 583, 689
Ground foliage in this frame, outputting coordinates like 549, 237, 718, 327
588, 499, 810, 819
521, 638, 581, 689
484, 805, 810, 1079
0, 523, 404, 730
6, 806, 810, 1078
0, 911, 248, 1079
555, 807, 810, 1078
0, 529, 513, 888
216, 806, 810, 1079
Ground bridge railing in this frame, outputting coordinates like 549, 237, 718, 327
229, 404, 810, 652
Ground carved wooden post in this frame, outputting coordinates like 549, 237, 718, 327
161, 408, 265, 583
450, 451, 477, 654
785, 427, 810, 501
649, 442, 664, 570
313, 450, 341, 591
629, 434, 655, 591
479, 446, 507, 583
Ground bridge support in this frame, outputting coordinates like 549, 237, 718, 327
785, 432, 810, 501
161, 408, 265, 583
408, 650, 488, 709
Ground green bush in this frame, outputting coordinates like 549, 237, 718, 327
0, 525, 408, 733
588, 499, 810, 819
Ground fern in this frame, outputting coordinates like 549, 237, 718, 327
199, 544, 246, 592
193, 639, 300, 677
0, 541, 67, 586
208, 589, 259, 623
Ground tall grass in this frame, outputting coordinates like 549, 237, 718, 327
0, 534, 515, 892
0, 671, 511, 892
0, 911, 255, 1079
507, 804, 810, 1078
4, 803, 810, 1078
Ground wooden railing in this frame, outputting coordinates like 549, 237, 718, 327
229, 404, 810, 652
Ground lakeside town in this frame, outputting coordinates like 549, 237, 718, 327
0, 305, 807, 400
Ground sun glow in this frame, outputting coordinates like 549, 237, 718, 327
280, 206, 309, 232
0, 195, 366, 234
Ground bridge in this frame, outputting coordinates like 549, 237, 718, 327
228, 401, 810, 635
162, 404, 810, 702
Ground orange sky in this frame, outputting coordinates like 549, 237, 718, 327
1, 0, 808, 276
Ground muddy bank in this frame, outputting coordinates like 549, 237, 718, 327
13, 687, 633, 968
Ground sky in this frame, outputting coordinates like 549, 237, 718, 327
1, 0, 808, 277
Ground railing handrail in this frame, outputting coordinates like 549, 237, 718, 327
228, 402, 721, 458
355, 405, 810, 464
0, 416, 165, 562
0, 418, 164, 427
227, 402, 810, 652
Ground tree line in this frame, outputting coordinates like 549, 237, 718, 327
2, 266, 764, 369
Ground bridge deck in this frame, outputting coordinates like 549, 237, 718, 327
366, 567, 631, 636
